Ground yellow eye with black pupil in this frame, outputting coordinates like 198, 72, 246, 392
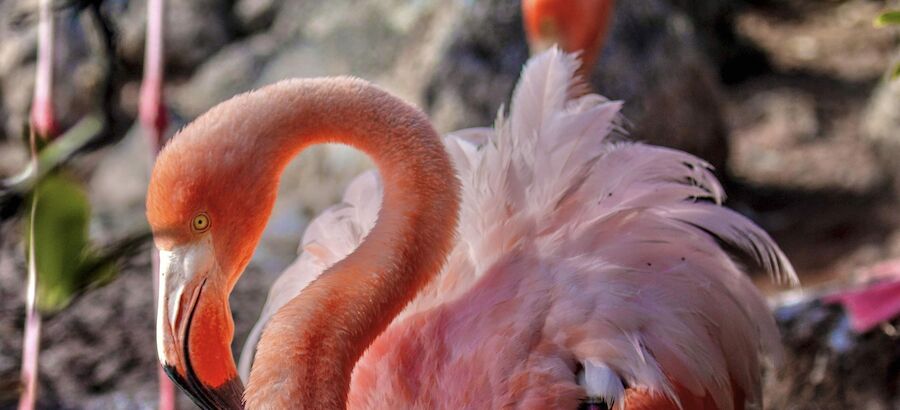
191, 213, 210, 233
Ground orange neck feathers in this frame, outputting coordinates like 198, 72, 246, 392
193, 79, 461, 407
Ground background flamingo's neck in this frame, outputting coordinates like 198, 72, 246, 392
233, 78, 460, 408
523, 0, 616, 77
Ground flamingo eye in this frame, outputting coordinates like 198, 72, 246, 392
191, 213, 211, 233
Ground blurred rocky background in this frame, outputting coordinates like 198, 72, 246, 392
0, 0, 899, 408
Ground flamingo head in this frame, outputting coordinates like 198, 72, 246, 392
146, 113, 284, 409
522, 0, 615, 70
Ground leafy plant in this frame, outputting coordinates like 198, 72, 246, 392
25, 172, 152, 314
875, 10, 900, 80
874, 11, 900, 27
14, 1, 153, 408
16, 120, 151, 410
27, 173, 109, 312
18, 0, 56, 406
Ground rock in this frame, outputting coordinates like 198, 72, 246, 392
274, 0, 457, 82
0, 140, 29, 178
0, 64, 34, 140
255, 42, 352, 84
0, 3, 118, 141
171, 34, 278, 118
864, 77, 900, 197
0, 104, 7, 142
426, 0, 731, 172
81, 389, 159, 410
767, 296, 900, 409
36, 272, 158, 406
424, 0, 527, 134
735, 1, 897, 82
597, 3, 729, 171
87, 123, 156, 239
234, 0, 283, 34
0, 2, 36, 139
254, 145, 374, 272
0, 1, 37, 65
728, 82, 883, 194
117, 0, 234, 73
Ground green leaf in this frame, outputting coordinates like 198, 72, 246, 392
892, 63, 900, 81
875, 11, 900, 27
25, 172, 114, 313
3, 115, 103, 194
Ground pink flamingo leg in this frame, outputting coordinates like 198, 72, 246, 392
140, 0, 176, 408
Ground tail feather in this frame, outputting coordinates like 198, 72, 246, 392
440, 47, 795, 407
661, 204, 798, 286
509, 48, 584, 142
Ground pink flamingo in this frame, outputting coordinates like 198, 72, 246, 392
522, 0, 616, 77
148, 49, 795, 409
519, 0, 900, 337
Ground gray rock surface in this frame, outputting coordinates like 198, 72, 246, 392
171, 34, 278, 119
117, 0, 235, 72
426, 0, 732, 171
729, 0, 895, 195
729, 85, 884, 193
767, 293, 900, 410
234, 0, 281, 33
0, 3, 96, 141
865, 75, 900, 197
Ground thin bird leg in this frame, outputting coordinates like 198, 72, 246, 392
140, 0, 176, 408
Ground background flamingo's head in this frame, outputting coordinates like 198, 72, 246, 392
522, 0, 616, 70
146, 103, 284, 409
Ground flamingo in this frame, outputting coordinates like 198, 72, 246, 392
522, 0, 615, 76
147, 48, 795, 409
523, 0, 900, 335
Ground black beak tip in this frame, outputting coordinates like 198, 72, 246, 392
162, 363, 244, 410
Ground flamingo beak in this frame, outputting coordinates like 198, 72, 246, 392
156, 242, 244, 410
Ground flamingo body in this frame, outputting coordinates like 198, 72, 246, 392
238, 49, 795, 409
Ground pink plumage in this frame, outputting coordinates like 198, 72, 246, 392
240, 48, 796, 409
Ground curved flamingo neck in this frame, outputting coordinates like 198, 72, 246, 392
232, 79, 460, 408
